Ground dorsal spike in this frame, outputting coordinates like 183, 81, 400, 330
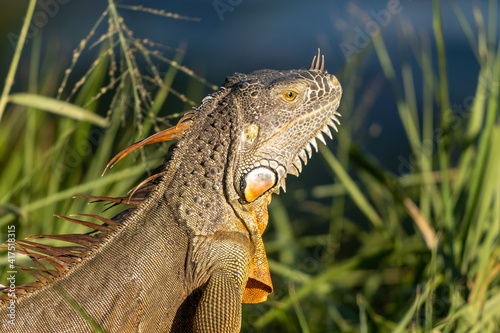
37, 256, 70, 275
71, 214, 120, 229
128, 171, 167, 200
309, 49, 325, 72
17, 267, 48, 284
102, 120, 192, 176
315, 48, 321, 70
9, 243, 73, 264
54, 214, 115, 234
309, 55, 317, 71
74, 195, 141, 207
26, 234, 100, 249
16, 239, 88, 257
16, 243, 58, 278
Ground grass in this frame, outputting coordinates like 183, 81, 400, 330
1, 0, 500, 332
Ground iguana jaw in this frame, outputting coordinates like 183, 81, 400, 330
273, 106, 341, 192
242, 101, 341, 201
254, 98, 341, 194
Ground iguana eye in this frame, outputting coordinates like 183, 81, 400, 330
242, 167, 276, 202
282, 90, 297, 101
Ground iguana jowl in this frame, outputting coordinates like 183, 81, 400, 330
1, 50, 342, 332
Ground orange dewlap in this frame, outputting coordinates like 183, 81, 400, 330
242, 194, 273, 303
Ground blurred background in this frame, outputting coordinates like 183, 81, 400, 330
0, 0, 486, 175
0, 0, 499, 332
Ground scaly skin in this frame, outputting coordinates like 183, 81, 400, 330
0, 50, 342, 332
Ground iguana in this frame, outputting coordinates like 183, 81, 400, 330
0, 50, 342, 332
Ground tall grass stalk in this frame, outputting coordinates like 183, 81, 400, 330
0, 0, 37, 121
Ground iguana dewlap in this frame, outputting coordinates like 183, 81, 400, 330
0, 50, 342, 332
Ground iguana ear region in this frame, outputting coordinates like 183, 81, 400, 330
242, 167, 276, 202
243, 123, 259, 144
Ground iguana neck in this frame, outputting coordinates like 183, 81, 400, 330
158, 92, 248, 236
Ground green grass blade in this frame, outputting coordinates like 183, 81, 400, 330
0, 0, 37, 122
107, 0, 142, 128
254, 250, 389, 328
289, 282, 310, 333
449, 0, 480, 61
8, 93, 108, 127
0, 162, 156, 227
270, 198, 297, 265
372, 33, 421, 154
392, 277, 442, 333
320, 145, 383, 229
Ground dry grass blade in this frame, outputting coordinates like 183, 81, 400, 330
116, 4, 201, 21
404, 198, 438, 250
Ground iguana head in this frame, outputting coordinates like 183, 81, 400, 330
226, 50, 342, 204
